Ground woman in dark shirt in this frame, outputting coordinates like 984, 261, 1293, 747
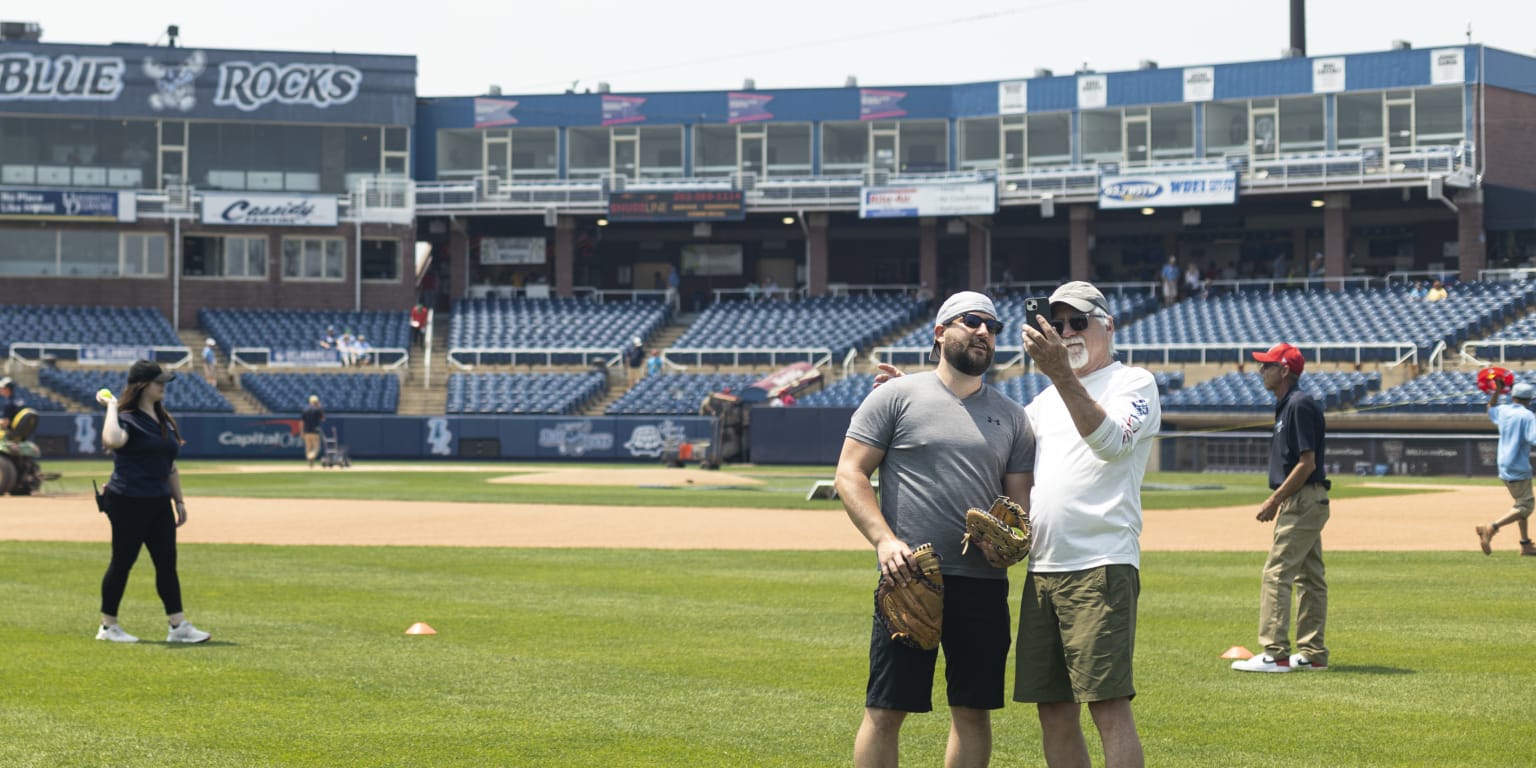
95, 360, 211, 644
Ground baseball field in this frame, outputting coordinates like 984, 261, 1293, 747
2, 460, 1532, 767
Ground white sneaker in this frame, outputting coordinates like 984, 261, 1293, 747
96, 624, 139, 643
1231, 653, 1291, 672
166, 621, 211, 643
1289, 653, 1328, 671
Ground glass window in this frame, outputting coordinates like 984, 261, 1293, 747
436, 129, 482, 178
1080, 110, 1122, 164
1279, 96, 1325, 152
1415, 87, 1463, 145
1027, 113, 1071, 166
1149, 105, 1195, 161
1336, 92, 1384, 148
822, 122, 867, 174
183, 235, 265, 278
59, 231, 118, 277
0, 230, 58, 276
1204, 101, 1248, 157
511, 128, 558, 180
385, 127, 409, 154
227, 236, 267, 278
122, 233, 167, 277
638, 126, 683, 178
694, 126, 736, 177
0, 116, 156, 189
959, 118, 999, 170
282, 237, 344, 280
765, 124, 811, 176
567, 127, 609, 179
361, 239, 400, 280
899, 120, 947, 173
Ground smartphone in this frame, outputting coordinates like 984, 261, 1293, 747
1023, 297, 1051, 336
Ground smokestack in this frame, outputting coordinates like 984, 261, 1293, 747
1289, 0, 1306, 57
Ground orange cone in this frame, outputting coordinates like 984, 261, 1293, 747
404, 622, 437, 635
1221, 645, 1253, 660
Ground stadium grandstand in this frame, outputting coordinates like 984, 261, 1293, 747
4, 17, 1536, 472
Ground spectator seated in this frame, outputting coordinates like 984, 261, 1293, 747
445, 372, 606, 415
606, 372, 762, 415
670, 295, 925, 365
200, 308, 411, 364
39, 367, 233, 413
240, 372, 400, 414
448, 297, 670, 365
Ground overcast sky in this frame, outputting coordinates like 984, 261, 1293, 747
25, 0, 1536, 96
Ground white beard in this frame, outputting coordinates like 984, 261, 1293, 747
1066, 343, 1090, 369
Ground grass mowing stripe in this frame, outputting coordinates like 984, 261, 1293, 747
3, 543, 1534, 767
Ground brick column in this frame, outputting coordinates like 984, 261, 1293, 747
920, 217, 938, 296
968, 219, 988, 290
806, 213, 829, 296
554, 215, 575, 298
448, 218, 469, 303
1069, 205, 1095, 282
1324, 192, 1351, 288
1455, 187, 1486, 283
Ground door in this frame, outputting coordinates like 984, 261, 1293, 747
483, 130, 510, 182
1386, 98, 1414, 153
1002, 120, 1025, 174
1124, 115, 1150, 165
1250, 107, 1278, 160
612, 134, 638, 181
158, 120, 187, 189
739, 134, 764, 177
870, 129, 898, 174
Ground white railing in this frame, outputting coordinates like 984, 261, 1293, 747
1113, 341, 1418, 368
662, 347, 833, 368
1459, 339, 1536, 366
230, 346, 409, 370
352, 177, 414, 224
447, 346, 618, 368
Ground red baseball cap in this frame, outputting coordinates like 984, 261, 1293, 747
1252, 343, 1305, 375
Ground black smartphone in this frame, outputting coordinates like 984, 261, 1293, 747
1023, 297, 1051, 335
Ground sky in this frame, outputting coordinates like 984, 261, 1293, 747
22, 0, 1536, 96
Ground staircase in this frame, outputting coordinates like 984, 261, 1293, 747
395, 321, 451, 416
581, 319, 692, 416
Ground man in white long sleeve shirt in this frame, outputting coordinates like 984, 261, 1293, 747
1017, 281, 1160, 768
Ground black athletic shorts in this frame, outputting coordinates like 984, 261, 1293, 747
865, 575, 1011, 713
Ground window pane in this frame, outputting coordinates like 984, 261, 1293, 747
283, 239, 302, 277
144, 234, 167, 276
1204, 101, 1247, 156
1279, 96, 1324, 152
1026, 113, 1070, 165
58, 231, 116, 276
182, 236, 215, 276
899, 120, 947, 173
245, 238, 267, 277
638, 126, 683, 178
822, 122, 867, 172
1336, 92, 1384, 148
765, 124, 810, 175
694, 126, 736, 176
385, 127, 409, 153
1080, 110, 1122, 163
362, 239, 400, 280
1415, 87, 1463, 144
0, 230, 56, 275
324, 240, 344, 278
960, 118, 999, 166
1149, 105, 1194, 160
567, 127, 608, 178
511, 127, 558, 179
436, 129, 482, 177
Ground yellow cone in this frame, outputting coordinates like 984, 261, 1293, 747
404, 622, 437, 635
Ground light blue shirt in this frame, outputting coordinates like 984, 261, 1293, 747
1490, 403, 1536, 481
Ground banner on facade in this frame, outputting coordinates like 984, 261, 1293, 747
481, 237, 547, 265
1430, 48, 1464, 85
200, 192, 339, 226
0, 189, 136, 222
1098, 171, 1238, 209
680, 244, 743, 276
1312, 57, 1346, 93
1182, 67, 1214, 102
860, 182, 997, 219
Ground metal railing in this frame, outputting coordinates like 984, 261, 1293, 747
1458, 339, 1536, 366
447, 346, 618, 368
662, 346, 833, 368
8, 343, 192, 369
230, 346, 409, 370
1113, 341, 1418, 368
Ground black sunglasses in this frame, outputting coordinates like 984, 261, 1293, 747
1049, 315, 1093, 335
952, 313, 1004, 335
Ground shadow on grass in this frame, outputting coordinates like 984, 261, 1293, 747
1328, 665, 1413, 675
159, 640, 239, 650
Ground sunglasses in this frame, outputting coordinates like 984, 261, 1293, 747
1049, 315, 1094, 335
951, 313, 1004, 335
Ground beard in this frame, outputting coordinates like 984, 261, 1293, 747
943, 336, 994, 376
1066, 340, 1090, 371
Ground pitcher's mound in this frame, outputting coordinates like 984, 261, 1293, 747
489, 467, 763, 487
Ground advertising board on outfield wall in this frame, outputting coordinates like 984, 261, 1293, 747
0, 189, 136, 222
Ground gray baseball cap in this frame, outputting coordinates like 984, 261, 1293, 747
1049, 281, 1110, 315
930, 291, 999, 362
1514, 382, 1536, 400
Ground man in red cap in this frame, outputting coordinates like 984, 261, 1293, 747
1232, 343, 1331, 673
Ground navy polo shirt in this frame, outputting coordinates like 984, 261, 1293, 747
1267, 386, 1328, 490
302, 404, 325, 434
105, 409, 181, 498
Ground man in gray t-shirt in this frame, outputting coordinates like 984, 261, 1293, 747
836, 290, 1035, 768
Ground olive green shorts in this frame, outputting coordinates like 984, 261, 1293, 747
1013, 564, 1139, 704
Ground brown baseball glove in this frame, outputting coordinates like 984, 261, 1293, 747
960, 495, 1032, 568
873, 543, 943, 651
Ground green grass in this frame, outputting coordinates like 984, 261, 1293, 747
3, 545, 1534, 767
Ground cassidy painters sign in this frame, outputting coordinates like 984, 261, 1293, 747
201, 192, 339, 226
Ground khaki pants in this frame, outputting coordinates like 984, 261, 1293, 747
303, 432, 321, 462
1504, 478, 1534, 520
1258, 483, 1329, 665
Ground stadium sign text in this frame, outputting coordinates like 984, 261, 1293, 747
1098, 171, 1238, 209
214, 61, 362, 112
0, 53, 125, 101
201, 192, 340, 227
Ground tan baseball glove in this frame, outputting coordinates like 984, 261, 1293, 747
873, 543, 943, 651
960, 495, 1032, 568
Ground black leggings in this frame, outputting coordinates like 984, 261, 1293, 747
100, 493, 183, 617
